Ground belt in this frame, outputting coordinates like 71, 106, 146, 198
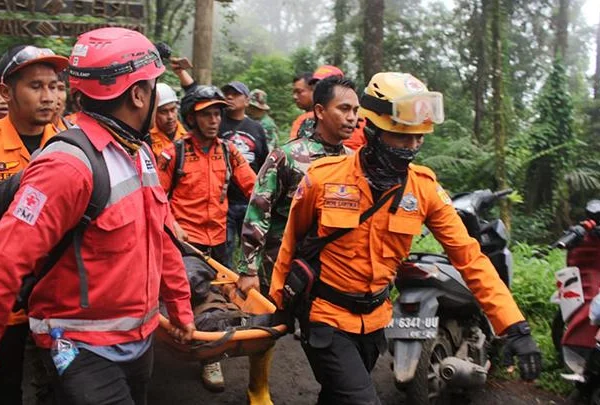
313, 282, 389, 315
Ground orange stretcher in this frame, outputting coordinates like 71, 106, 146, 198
156, 243, 288, 364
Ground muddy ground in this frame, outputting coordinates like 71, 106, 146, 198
144, 334, 568, 405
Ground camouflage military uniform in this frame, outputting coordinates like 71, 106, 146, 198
295, 115, 316, 140
247, 89, 279, 152
259, 114, 279, 152
239, 135, 352, 290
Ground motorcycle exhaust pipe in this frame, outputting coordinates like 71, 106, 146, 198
439, 357, 489, 388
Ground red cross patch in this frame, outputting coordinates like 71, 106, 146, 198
13, 185, 48, 226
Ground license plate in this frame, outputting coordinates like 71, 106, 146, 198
384, 316, 439, 339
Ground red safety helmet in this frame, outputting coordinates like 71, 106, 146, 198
68, 28, 165, 100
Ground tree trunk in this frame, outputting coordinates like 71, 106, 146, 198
491, 0, 510, 227
154, 0, 165, 40
473, 0, 489, 144
594, 10, 600, 100
362, 0, 384, 84
193, 0, 214, 84
332, 0, 349, 67
554, 0, 569, 59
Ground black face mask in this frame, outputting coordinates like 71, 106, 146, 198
360, 126, 420, 191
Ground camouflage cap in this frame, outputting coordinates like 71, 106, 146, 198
248, 89, 270, 111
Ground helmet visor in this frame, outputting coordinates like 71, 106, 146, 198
391, 92, 444, 126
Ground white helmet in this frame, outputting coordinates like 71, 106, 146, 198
156, 83, 179, 108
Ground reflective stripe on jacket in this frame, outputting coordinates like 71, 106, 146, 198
0, 115, 58, 326
0, 112, 193, 346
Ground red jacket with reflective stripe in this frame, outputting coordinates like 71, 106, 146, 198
0, 113, 193, 347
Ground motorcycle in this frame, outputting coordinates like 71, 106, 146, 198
385, 188, 513, 405
549, 199, 600, 404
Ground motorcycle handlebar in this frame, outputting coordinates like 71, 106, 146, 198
550, 224, 587, 249
493, 189, 513, 199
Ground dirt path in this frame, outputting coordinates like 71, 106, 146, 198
146, 334, 569, 405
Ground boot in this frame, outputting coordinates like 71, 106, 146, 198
201, 361, 225, 392
247, 346, 274, 405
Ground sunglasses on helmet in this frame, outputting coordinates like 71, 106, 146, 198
0, 46, 58, 85
391, 92, 444, 126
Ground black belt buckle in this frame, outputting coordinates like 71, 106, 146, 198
351, 295, 378, 314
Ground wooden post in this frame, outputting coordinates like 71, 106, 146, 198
193, 0, 214, 84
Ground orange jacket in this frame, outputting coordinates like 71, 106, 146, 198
149, 121, 186, 158
289, 111, 314, 141
343, 119, 366, 151
158, 134, 256, 246
270, 152, 524, 335
0, 116, 58, 325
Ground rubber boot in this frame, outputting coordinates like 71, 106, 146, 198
247, 346, 274, 405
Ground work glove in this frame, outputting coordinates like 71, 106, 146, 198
502, 321, 542, 381
271, 309, 295, 334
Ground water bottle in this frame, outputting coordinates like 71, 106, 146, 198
50, 327, 79, 376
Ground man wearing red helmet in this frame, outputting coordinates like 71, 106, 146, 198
0, 28, 195, 404
0, 43, 69, 405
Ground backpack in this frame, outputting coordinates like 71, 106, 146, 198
0, 128, 111, 311
167, 138, 232, 203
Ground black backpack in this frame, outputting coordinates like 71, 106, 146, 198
0, 128, 111, 311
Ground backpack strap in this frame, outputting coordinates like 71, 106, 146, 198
168, 138, 186, 199
43, 128, 110, 308
219, 141, 232, 203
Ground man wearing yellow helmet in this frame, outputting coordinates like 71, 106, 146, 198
269, 72, 541, 404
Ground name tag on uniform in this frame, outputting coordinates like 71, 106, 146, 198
323, 183, 360, 210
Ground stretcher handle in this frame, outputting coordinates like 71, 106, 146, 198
159, 314, 287, 342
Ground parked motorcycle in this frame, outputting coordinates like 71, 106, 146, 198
385, 189, 513, 405
549, 199, 600, 404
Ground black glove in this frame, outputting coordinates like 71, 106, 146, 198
271, 309, 294, 334
502, 321, 542, 381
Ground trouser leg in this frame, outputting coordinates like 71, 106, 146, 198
0, 323, 28, 405
301, 323, 383, 405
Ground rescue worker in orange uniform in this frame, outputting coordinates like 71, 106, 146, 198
270, 72, 542, 404
0, 45, 68, 405
289, 72, 314, 139
149, 82, 186, 158
289, 65, 365, 150
157, 85, 256, 392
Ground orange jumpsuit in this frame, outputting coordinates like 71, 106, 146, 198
270, 152, 524, 335
157, 134, 256, 246
149, 121, 186, 158
0, 116, 58, 325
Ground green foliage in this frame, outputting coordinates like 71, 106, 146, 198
524, 59, 575, 217
235, 55, 298, 133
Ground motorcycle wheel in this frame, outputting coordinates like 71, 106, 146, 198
551, 309, 565, 365
404, 330, 453, 405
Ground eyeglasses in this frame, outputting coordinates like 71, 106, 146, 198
0, 46, 57, 84
391, 92, 445, 126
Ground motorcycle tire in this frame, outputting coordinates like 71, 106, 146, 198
551, 309, 565, 365
404, 329, 454, 405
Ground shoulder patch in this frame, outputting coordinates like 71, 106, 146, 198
409, 164, 436, 181
13, 185, 48, 226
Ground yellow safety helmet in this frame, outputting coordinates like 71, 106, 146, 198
358, 72, 444, 134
